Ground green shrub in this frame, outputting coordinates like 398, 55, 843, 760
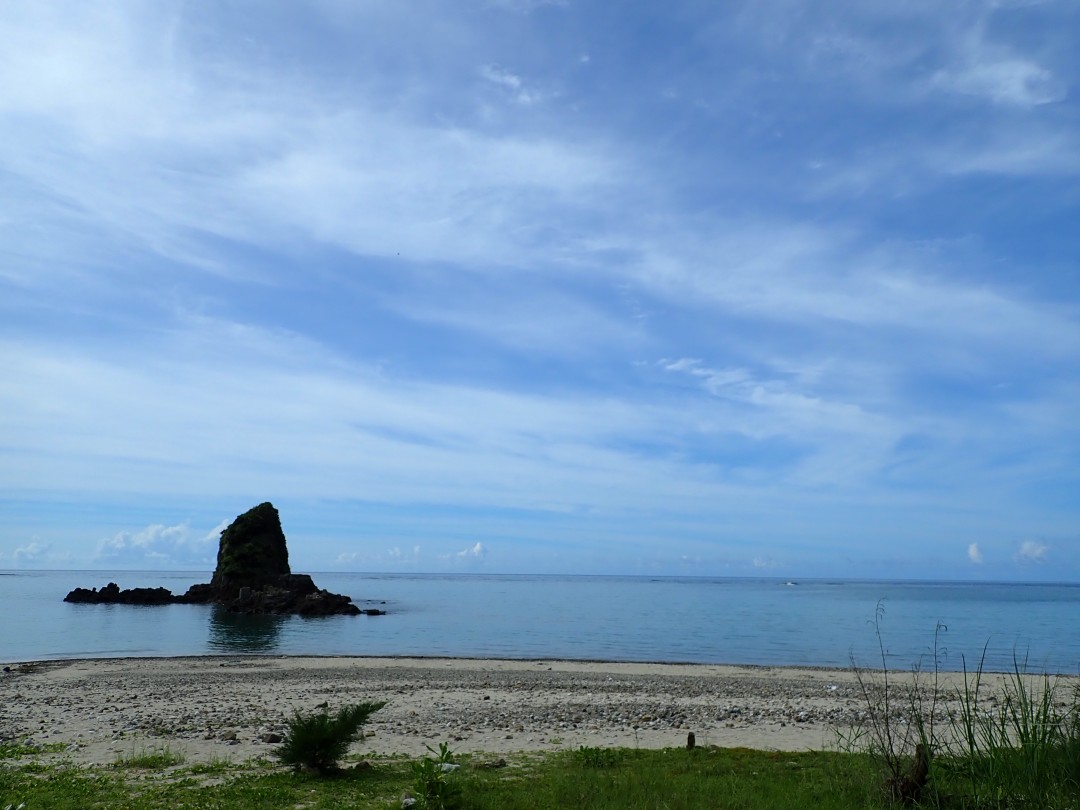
274, 700, 386, 774
409, 742, 462, 809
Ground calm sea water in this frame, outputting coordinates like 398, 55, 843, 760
1, 571, 1077, 674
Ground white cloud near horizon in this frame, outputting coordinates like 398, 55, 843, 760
9, 539, 61, 566
1015, 540, 1049, 565
94, 522, 221, 568
968, 543, 983, 565
457, 542, 487, 560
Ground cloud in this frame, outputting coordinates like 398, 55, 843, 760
12, 539, 50, 565
929, 24, 1067, 108
933, 58, 1064, 107
391, 545, 422, 561
335, 545, 423, 568
1015, 540, 1049, 564
440, 542, 488, 568
479, 64, 542, 104
1, 2, 1078, 580
205, 520, 229, 543
968, 543, 983, 564
483, 0, 568, 11
94, 522, 218, 568
457, 542, 487, 559
658, 355, 897, 486
382, 277, 643, 357
0, 3, 620, 292
0, 537, 75, 567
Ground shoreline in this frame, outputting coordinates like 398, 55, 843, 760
9, 650, 1076, 675
5, 656, 1076, 766
8, 651, 857, 671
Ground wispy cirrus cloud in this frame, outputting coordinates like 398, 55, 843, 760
1, 1, 1078, 579
479, 64, 543, 104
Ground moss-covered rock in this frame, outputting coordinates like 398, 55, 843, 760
210, 502, 291, 593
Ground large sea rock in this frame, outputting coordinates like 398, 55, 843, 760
65, 503, 367, 616
212, 501, 292, 591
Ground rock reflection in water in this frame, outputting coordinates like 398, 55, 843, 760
208, 606, 286, 653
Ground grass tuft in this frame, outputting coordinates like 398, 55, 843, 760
113, 744, 186, 769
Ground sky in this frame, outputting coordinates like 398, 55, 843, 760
1, 1, 1078, 581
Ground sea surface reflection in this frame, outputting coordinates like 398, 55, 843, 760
208, 606, 286, 653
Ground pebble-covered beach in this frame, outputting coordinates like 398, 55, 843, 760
2, 657, 1061, 766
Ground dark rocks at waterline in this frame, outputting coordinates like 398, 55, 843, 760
177, 503, 363, 616
64, 580, 368, 616
64, 583, 175, 605
184, 574, 363, 617
63, 502, 377, 618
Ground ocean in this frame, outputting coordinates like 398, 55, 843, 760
2, 571, 1077, 674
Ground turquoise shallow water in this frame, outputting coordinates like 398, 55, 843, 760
2, 571, 1078, 673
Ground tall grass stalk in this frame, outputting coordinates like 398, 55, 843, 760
844, 612, 1080, 808
946, 651, 1080, 808
840, 602, 943, 805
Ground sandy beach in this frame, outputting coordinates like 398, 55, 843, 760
2, 657, 1073, 767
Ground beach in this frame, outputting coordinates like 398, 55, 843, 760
5, 656, 1071, 766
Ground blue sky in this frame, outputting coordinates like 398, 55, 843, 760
1, 1, 1078, 581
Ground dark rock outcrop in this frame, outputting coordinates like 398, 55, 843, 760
64, 583, 175, 605
64, 503, 369, 617
211, 501, 292, 592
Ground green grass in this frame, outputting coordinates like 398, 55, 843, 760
0, 746, 883, 810
6, 739, 1078, 809
459, 747, 881, 810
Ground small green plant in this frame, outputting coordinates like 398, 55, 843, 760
409, 742, 462, 809
574, 745, 624, 769
274, 700, 386, 774
0, 740, 67, 760
184, 755, 235, 775
113, 743, 186, 769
